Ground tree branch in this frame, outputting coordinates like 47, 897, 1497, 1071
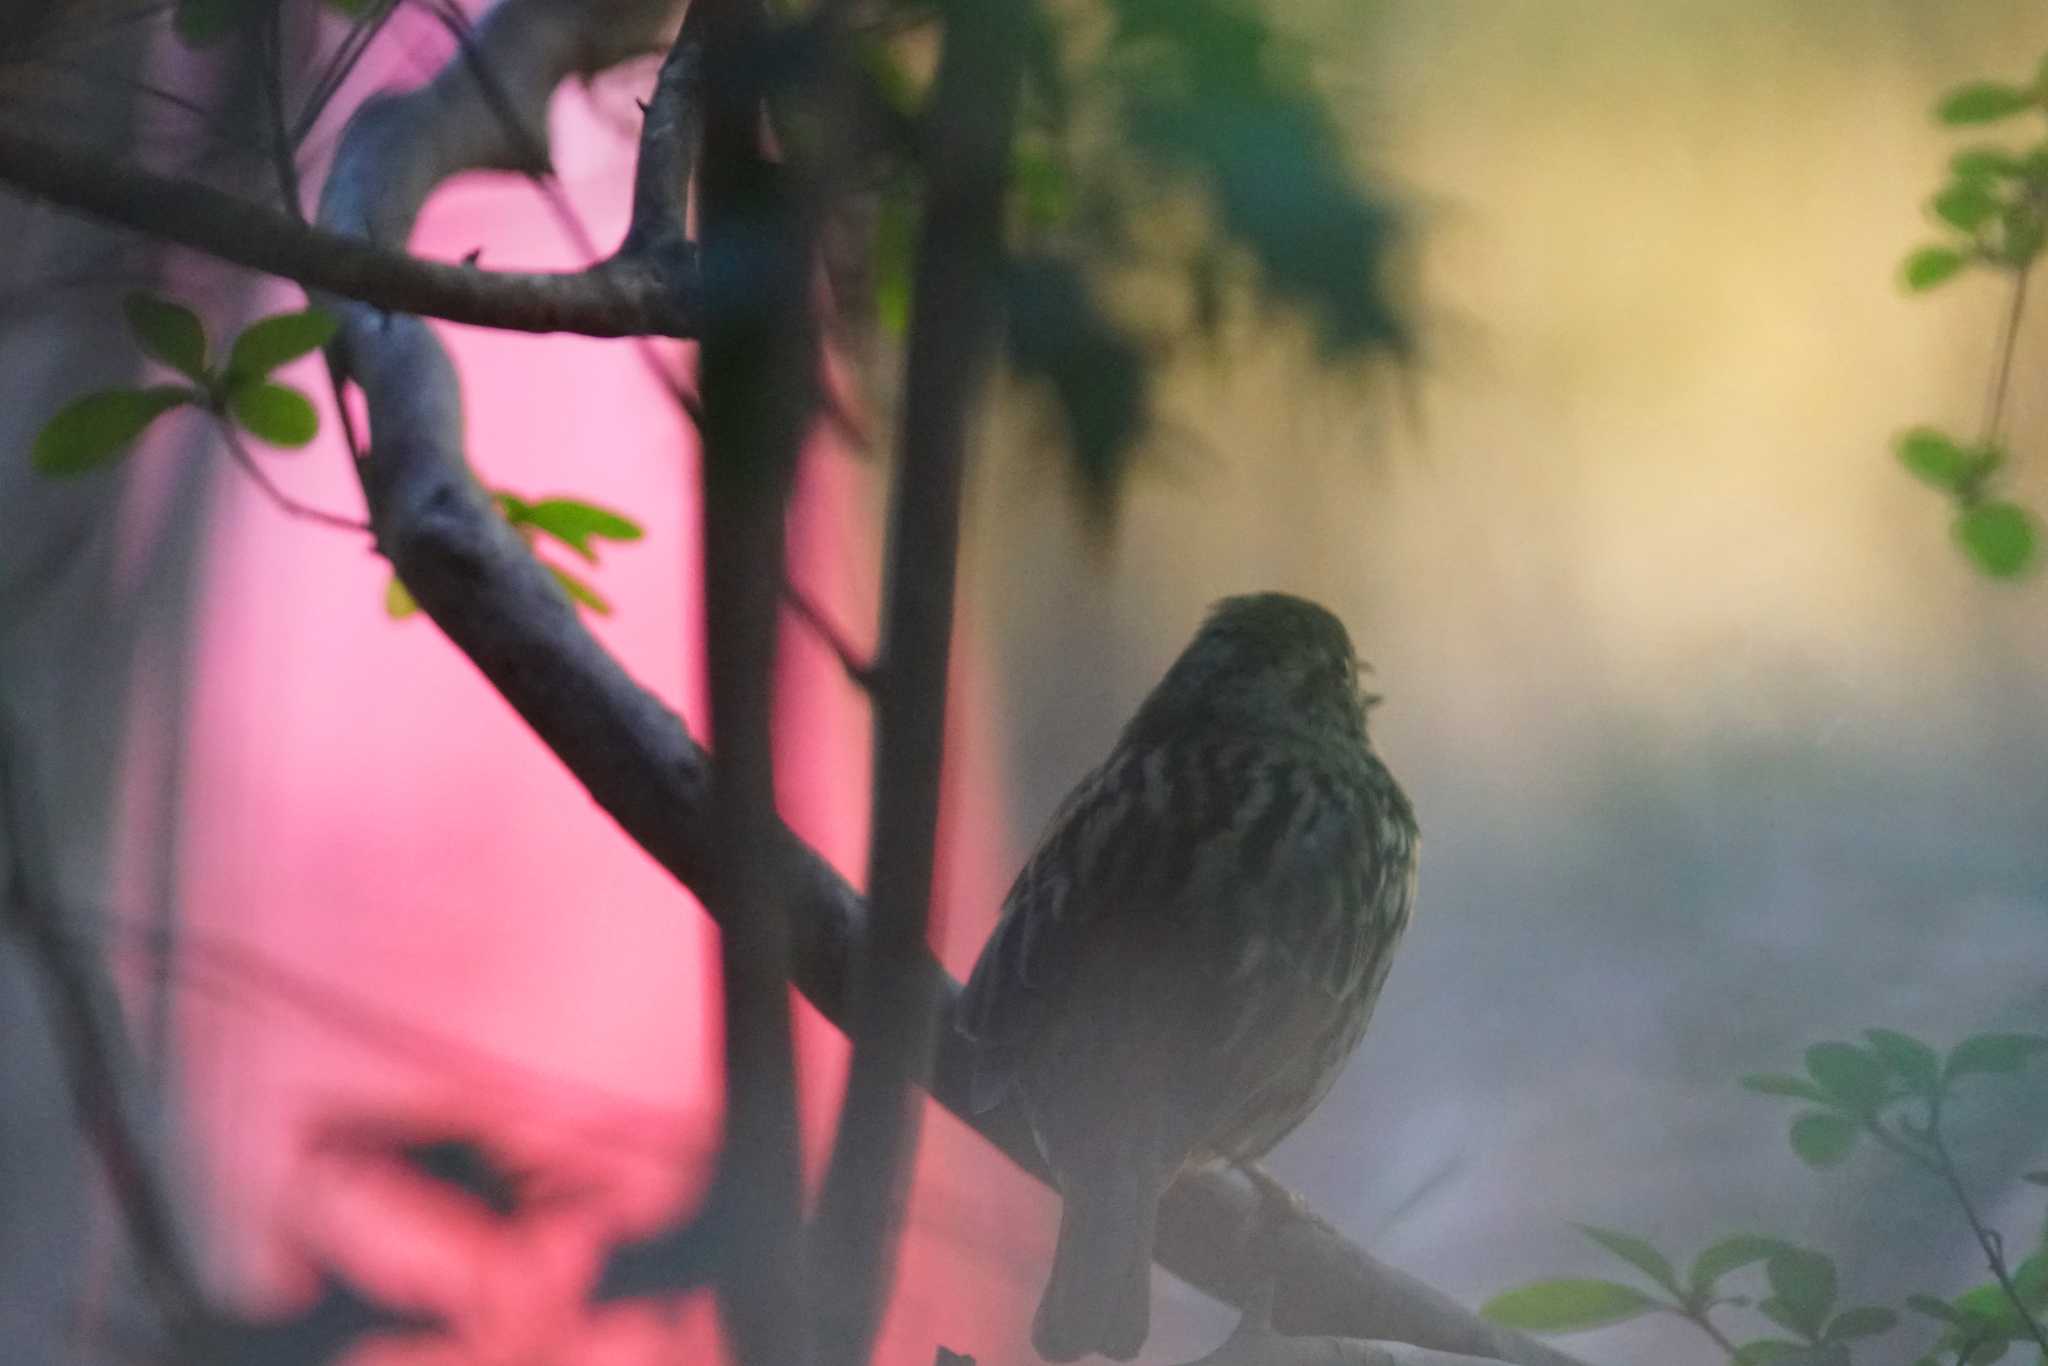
809, 2, 1028, 1360
690, 1, 817, 1361
0, 122, 697, 337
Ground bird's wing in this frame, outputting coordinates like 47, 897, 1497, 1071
958, 735, 1413, 1127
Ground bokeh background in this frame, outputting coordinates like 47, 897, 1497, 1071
2, 2, 2045, 1365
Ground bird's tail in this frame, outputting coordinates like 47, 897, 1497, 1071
1031, 1147, 1163, 1362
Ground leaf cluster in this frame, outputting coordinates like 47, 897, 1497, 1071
1893, 58, 2048, 579
33, 293, 333, 475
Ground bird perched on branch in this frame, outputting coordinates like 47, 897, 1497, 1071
959, 593, 1419, 1362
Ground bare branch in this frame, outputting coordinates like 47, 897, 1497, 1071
0, 123, 698, 336
808, 2, 1029, 1360
783, 579, 878, 690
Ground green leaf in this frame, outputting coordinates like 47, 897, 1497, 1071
1937, 83, 2037, 125
1572, 1225, 1680, 1296
384, 575, 420, 618
1767, 1247, 1837, 1338
1790, 1112, 1858, 1168
1954, 1282, 2028, 1326
548, 563, 612, 616
1804, 1042, 1889, 1112
1933, 181, 2001, 231
1906, 1293, 1961, 1322
1742, 1073, 1833, 1104
1825, 1306, 1897, 1340
2011, 1252, 2048, 1306
230, 381, 319, 447
32, 385, 195, 475
1895, 428, 1992, 493
503, 497, 644, 562
1005, 254, 1153, 530
1478, 1279, 1659, 1334
1902, 245, 1969, 291
1733, 1338, 1812, 1364
1961, 1335, 2011, 1365
1863, 1028, 1943, 1095
1951, 147, 2025, 181
122, 292, 208, 380
1952, 504, 2039, 579
1690, 1235, 1791, 1296
228, 308, 337, 378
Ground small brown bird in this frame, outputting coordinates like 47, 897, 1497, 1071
959, 593, 1418, 1362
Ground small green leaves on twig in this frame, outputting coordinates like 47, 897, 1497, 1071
1894, 57, 2048, 579
1887, 429, 2038, 579
30, 293, 336, 475
1895, 430, 2000, 498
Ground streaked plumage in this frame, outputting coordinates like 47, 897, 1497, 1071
959, 593, 1419, 1362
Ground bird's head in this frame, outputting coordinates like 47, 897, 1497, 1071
1128, 592, 1377, 745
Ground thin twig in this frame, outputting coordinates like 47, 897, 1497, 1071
219, 427, 370, 532
413, 0, 704, 423
289, 0, 404, 151
1980, 261, 2032, 448
260, 7, 304, 219
1669, 1305, 1743, 1361
783, 579, 877, 689
1926, 1099, 2048, 1357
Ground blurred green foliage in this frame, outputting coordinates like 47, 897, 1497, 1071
859, 0, 1408, 525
